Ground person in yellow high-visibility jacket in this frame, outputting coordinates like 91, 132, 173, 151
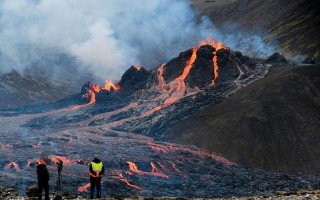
89, 156, 105, 199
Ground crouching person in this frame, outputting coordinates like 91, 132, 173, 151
89, 156, 105, 199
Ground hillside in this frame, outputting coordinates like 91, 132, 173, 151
0, 54, 96, 109
169, 64, 320, 174
191, 0, 320, 59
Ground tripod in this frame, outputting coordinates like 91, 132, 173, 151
56, 171, 62, 192
54, 163, 63, 200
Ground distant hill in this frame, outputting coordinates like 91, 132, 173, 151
169, 64, 320, 174
191, 0, 320, 59
0, 52, 96, 109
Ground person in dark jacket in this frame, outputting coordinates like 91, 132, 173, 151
36, 160, 50, 200
89, 156, 105, 199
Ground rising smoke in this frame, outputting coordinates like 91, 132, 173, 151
0, 0, 277, 80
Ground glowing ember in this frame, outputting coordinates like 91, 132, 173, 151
5, 162, 20, 172
102, 79, 120, 91
127, 161, 168, 178
78, 183, 90, 192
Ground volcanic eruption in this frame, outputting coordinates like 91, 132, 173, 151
0, 37, 319, 198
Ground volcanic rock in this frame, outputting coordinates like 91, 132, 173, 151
80, 81, 100, 102
169, 64, 320, 174
302, 57, 316, 64
185, 45, 215, 89
264, 53, 288, 65
0, 187, 19, 199
80, 82, 100, 96
118, 66, 151, 93
3, 43, 319, 198
26, 185, 38, 197
163, 48, 195, 83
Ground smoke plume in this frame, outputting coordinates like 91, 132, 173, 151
0, 0, 277, 80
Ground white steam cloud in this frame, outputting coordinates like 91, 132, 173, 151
0, 0, 277, 80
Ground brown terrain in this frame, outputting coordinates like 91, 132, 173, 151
191, 0, 320, 59
169, 64, 320, 174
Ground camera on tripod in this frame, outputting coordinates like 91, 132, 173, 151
56, 158, 63, 173
54, 158, 64, 200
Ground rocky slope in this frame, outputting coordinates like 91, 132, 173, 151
191, 0, 320, 59
169, 64, 320, 174
1, 186, 320, 200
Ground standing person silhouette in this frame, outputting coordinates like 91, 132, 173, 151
36, 159, 50, 200
89, 156, 105, 199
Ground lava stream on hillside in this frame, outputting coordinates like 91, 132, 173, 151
1, 39, 317, 198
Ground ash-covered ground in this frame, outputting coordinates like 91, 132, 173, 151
1, 42, 319, 198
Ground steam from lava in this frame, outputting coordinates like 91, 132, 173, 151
0, 0, 277, 80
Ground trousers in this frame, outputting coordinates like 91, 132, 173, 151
38, 182, 49, 200
90, 177, 101, 198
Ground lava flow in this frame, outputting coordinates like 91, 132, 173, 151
118, 173, 142, 190
70, 82, 101, 110
78, 183, 90, 192
50, 156, 74, 165
157, 64, 167, 93
126, 161, 168, 178
163, 47, 198, 105
26, 161, 32, 168
5, 162, 20, 172
200, 38, 226, 86
83, 83, 101, 104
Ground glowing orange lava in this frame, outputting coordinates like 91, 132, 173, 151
118, 173, 142, 190
70, 83, 101, 110
199, 38, 226, 86
50, 156, 74, 165
133, 66, 142, 71
78, 183, 90, 192
199, 38, 226, 50
5, 162, 20, 172
147, 142, 236, 166
102, 80, 120, 91
157, 64, 167, 92
164, 48, 198, 105
127, 161, 168, 178
26, 161, 32, 168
